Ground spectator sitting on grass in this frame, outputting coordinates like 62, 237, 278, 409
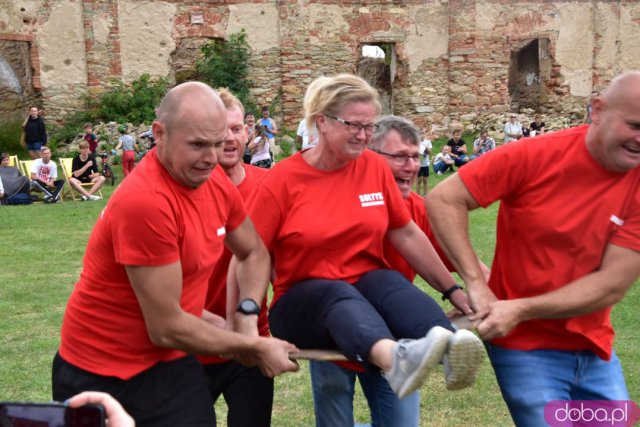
471, 131, 496, 159
433, 145, 456, 175
0, 152, 31, 203
530, 114, 546, 136
446, 129, 469, 166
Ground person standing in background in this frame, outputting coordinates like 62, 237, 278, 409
23, 106, 47, 159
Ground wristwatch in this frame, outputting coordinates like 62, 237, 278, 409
236, 298, 260, 315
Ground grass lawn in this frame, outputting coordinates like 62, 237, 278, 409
0, 169, 637, 427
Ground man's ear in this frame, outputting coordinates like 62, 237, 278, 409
152, 121, 164, 147
590, 97, 605, 126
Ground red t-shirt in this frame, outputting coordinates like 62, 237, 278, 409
458, 125, 640, 359
199, 164, 269, 365
383, 192, 455, 281
59, 150, 247, 379
250, 149, 411, 307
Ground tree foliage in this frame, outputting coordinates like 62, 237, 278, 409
92, 74, 170, 125
196, 30, 254, 110
48, 74, 169, 144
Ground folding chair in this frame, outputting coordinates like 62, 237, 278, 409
59, 158, 103, 201
8, 155, 19, 168
21, 159, 65, 203
19, 160, 34, 178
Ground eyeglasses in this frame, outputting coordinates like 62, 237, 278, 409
371, 149, 421, 166
325, 115, 379, 135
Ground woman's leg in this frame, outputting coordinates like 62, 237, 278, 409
354, 269, 454, 338
269, 279, 394, 362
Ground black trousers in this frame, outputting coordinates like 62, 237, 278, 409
52, 353, 214, 427
203, 361, 274, 427
269, 269, 453, 364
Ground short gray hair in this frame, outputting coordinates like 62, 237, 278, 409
370, 115, 421, 150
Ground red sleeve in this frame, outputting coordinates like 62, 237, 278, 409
458, 142, 533, 207
220, 172, 248, 234
110, 193, 180, 266
248, 183, 282, 251
610, 175, 640, 252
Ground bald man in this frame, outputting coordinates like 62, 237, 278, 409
427, 71, 640, 426
52, 82, 297, 427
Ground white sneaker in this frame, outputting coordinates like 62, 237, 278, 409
443, 329, 484, 390
88, 194, 101, 201
437, 171, 443, 175
81, 195, 88, 201
384, 326, 453, 399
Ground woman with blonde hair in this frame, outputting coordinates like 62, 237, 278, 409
234, 74, 483, 405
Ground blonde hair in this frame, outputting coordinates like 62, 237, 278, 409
303, 74, 381, 130
78, 141, 90, 149
218, 87, 244, 116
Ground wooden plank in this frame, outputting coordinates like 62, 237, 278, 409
289, 349, 348, 361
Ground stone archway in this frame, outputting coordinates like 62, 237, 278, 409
508, 38, 551, 112
170, 37, 214, 84
358, 43, 395, 115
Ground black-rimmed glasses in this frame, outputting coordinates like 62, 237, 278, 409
370, 149, 421, 166
325, 115, 379, 135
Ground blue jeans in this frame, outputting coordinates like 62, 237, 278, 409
487, 344, 629, 427
453, 154, 468, 166
433, 161, 451, 174
309, 361, 419, 427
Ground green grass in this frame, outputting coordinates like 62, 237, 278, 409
0, 173, 637, 426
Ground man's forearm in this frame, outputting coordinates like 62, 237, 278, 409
389, 223, 456, 292
426, 177, 486, 289
518, 245, 639, 320
235, 245, 270, 303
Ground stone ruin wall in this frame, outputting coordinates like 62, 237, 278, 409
1, 0, 640, 134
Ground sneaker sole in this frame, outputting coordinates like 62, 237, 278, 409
445, 330, 484, 390
398, 326, 452, 398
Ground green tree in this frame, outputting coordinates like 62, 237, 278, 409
197, 30, 254, 111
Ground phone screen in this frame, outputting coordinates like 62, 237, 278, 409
0, 402, 105, 427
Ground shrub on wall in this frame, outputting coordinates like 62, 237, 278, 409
196, 30, 256, 113
49, 74, 169, 144
0, 121, 24, 157
93, 74, 169, 125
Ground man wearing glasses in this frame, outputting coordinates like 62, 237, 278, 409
503, 114, 523, 144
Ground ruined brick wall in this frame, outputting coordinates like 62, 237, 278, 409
1, 0, 639, 131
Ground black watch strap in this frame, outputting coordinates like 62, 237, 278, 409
236, 298, 260, 315
441, 284, 464, 301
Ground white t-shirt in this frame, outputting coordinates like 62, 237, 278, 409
419, 139, 432, 167
31, 158, 58, 181
250, 136, 271, 164
433, 152, 452, 164
296, 119, 319, 149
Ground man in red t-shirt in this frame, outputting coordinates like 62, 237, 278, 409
52, 82, 297, 427
198, 88, 272, 427
427, 71, 640, 426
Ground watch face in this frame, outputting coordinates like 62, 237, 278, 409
238, 299, 260, 315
